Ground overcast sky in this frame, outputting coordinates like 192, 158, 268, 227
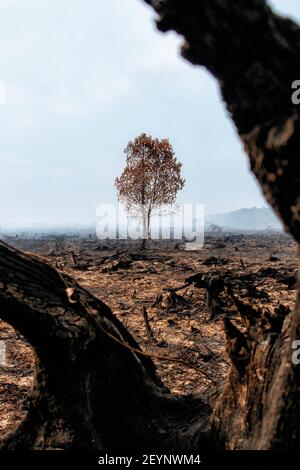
0, 0, 299, 226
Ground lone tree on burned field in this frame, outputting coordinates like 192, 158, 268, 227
115, 133, 185, 248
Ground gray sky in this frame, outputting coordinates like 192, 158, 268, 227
0, 0, 299, 226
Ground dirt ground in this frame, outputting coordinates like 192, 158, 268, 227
0, 232, 298, 438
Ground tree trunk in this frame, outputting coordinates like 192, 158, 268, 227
0, 0, 300, 450
143, 0, 300, 448
0, 241, 212, 450
140, 209, 151, 250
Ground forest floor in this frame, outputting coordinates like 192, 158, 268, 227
0, 232, 298, 438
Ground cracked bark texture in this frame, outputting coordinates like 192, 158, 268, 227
145, 0, 300, 241
144, 0, 300, 449
0, 242, 211, 450
0, 0, 300, 450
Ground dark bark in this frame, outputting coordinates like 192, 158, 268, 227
0, 0, 300, 450
0, 241, 211, 450
145, 0, 300, 242
144, 0, 300, 449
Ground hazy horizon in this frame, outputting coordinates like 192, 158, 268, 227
0, 205, 280, 231
0, 0, 298, 226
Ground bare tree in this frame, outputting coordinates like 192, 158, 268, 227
115, 133, 185, 248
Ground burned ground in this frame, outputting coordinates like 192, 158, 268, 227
0, 232, 297, 438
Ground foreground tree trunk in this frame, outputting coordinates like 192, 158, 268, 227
144, 0, 300, 449
0, 241, 212, 450
0, 0, 300, 450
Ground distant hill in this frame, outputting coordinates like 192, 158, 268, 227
205, 207, 282, 231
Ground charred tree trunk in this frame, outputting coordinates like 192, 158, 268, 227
0, 241, 211, 450
142, 306, 155, 342
144, 0, 300, 449
0, 0, 300, 450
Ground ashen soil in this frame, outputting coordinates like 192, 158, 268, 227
0, 232, 297, 438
